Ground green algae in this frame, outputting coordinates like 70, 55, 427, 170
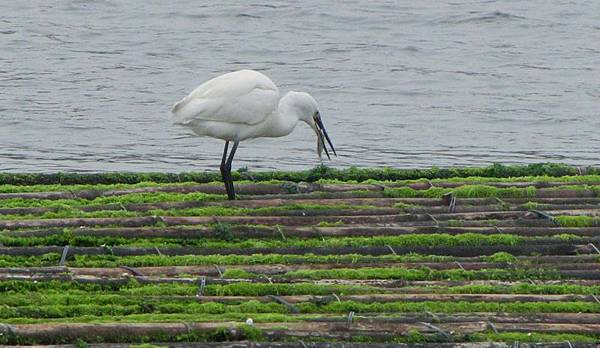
0, 163, 593, 186
555, 215, 599, 227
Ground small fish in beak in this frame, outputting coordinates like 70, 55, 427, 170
313, 111, 336, 160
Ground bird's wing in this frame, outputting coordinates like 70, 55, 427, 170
171, 70, 280, 126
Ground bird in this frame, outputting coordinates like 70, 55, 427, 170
170, 69, 336, 200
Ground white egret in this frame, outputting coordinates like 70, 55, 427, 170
171, 69, 336, 200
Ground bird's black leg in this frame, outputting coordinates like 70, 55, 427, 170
224, 140, 239, 200
220, 141, 231, 198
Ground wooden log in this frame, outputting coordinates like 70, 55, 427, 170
0, 321, 489, 344
0, 200, 209, 216
161, 214, 559, 227
312, 312, 600, 325
238, 189, 598, 201
116, 214, 560, 229
3, 321, 600, 345
0, 206, 61, 215
440, 218, 556, 227
0, 182, 385, 202
0, 196, 382, 216
4, 271, 600, 288
0, 274, 74, 282
145, 293, 600, 304
160, 214, 435, 227
403, 204, 600, 214
519, 254, 600, 263
13, 343, 591, 348
8, 224, 600, 240
9, 274, 600, 289
396, 181, 600, 190
0, 266, 68, 274
25, 262, 549, 279
230, 197, 453, 208
260, 322, 592, 339
386, 187, 597, 198
0, 184, 228, 201
559, 270, 600, 279
310, 183, 385, 193
0, 191, 75, 200
243, 191, 387, 200
0, 216, 159, 230
5, 199, 600, 220
438, 210, 521, 221
0, 322, 243, 345
5, 260, 600, 283
535, 188, 597, 198
17, 213, 397, 230
354, 278, 600, 289
249, 208, 403, 217
0, 242, 581, 258
247, 196, 600, 206
0, 214, 438, 230
256, 209, 545, 221
44, 259, 597, 278
234, 196, 600, 209
415, 226, 600, 237
3, 226, 220, 238
0, 203, 401, 217
545, 208, 600, 216
492, 322, 600, 334
503, 197, 600, 205
432, 210, 561, 221
7, 225, 431, 239
1, 251, 597, 276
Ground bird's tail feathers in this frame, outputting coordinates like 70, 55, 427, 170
171, 98, 187, 114
170, 97, 192, 125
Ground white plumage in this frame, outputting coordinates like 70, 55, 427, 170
171, 69, 336, 200
172, 70, 279, 127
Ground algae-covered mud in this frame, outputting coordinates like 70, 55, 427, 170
1, 164, 600, 347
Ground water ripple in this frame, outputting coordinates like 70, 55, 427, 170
0, 0, 598, 172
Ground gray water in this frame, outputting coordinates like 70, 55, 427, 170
1, 1, 599, 173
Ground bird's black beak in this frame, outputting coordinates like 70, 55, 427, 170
314, 112, 336, 160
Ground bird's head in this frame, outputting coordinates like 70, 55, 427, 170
285, 91, 337, 160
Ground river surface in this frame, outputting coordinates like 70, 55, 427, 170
1, 1, 599, 173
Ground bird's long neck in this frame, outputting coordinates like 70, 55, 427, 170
264, 94, 301, 137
